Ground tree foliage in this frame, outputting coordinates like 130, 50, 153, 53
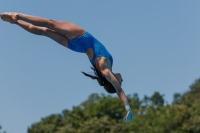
28, 79, 200, 133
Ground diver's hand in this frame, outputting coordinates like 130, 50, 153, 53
124, 110, 134, 123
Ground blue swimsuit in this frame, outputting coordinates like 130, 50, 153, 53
68, 32, 113, 67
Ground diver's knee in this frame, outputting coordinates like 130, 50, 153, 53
46, 19, 56, 28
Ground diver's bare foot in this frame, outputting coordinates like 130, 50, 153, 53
0, 12, 17, 24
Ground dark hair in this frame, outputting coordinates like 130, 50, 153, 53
82, 66, 116, 94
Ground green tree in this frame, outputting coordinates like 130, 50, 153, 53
28, 114, 63, 133
28, 78, 200, 133
180, 79, 200, 133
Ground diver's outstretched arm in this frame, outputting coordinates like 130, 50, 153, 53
101, 68, 134, 123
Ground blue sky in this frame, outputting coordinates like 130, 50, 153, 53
0, 1, 200, 133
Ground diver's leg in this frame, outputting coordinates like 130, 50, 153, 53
17, 20, 68, 47
1, 12, 85, 39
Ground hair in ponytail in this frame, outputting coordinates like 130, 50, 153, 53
82, 66, 116, 94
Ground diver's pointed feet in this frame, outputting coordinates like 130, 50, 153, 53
0, 12, 18, 24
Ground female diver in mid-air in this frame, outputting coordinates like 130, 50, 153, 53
0, 12, 133, 122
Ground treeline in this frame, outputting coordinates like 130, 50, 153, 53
27, 79, 200, 133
